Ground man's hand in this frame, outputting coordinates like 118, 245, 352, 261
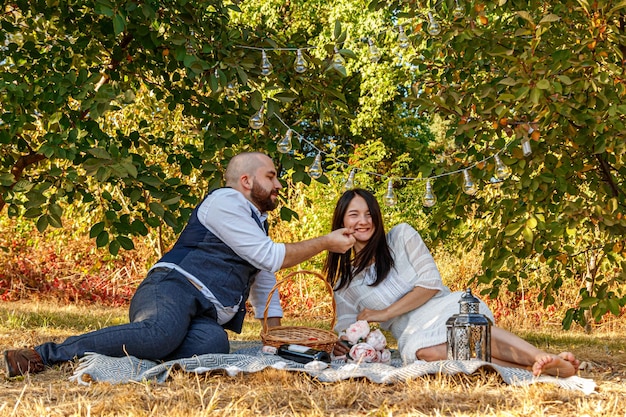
325, 228, 356, 254
281, 228, 355, 268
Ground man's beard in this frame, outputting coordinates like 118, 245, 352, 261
251, 181, 278, 212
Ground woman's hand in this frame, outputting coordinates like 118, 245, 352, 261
357, 287, 439, 323
357, 308, 390, 323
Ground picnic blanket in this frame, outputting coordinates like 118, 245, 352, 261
69, 342, 596, 395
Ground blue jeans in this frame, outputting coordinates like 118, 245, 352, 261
35, 268, 230, 365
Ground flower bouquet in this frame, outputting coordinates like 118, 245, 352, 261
340, 320, 391, 364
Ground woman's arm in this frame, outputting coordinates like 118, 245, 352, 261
357, 286, 439, 323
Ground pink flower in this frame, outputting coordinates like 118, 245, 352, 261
365, 329, 387, 351
349, 343, 378, 363
344, 320, 371, 344
377, 349, 391, 364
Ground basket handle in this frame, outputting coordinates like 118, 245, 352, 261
261, 269, 336, 334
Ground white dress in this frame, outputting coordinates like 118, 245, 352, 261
333, 223, 495, 363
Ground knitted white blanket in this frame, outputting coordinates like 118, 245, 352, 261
69, 343, 596, 395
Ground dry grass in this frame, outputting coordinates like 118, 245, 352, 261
1, 301, 626, 417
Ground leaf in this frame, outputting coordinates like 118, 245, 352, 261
36, 215, 49, 233
522, 226, 534, 243
88, 148, 112, 159
96, 231, 109, 248
607, 297, 621, 316
117, 235, 135, 250
539, 14, 560, 24
113, 13, 125, 36
516, 11, 534, 24
90, 222, 105, 238
13, 179, 34, 193
498, 77, 518, 86
504, 222, 523, 236
536, 79, 550, 89
109, 239, 120, 255
578, 296, 599, 308
149, 202, 165, 217
530, 87, 542, 104
333, 21, 341, 40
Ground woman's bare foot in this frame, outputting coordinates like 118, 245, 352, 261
558, 352, 581, 369
532, 354, 576, 377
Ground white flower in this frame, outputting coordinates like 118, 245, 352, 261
365, 329, 387, 351
377, 349, 391, 364
349, 343, 378, 363
344, 320, 371, 344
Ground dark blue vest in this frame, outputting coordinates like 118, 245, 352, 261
158, 192, 266, 332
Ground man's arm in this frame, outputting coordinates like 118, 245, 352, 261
249, 270, 283, 328
281, 228, 355, 269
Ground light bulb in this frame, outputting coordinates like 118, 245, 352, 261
384, 179, 397, 206
397, 25, 410, 49
462, 169, 478, 195
522, 131, 533, 156
423, 179, 437, 207
494, 154, 511, 180
308, 153, 323, 179
453, 1, 465, 19
427, 12, 442, 36
224, 81, 238, 100
332, 47, 346, 72
277, 129, 293, 153
294, 49, 308, 74
368, 39, 381, 63
260, 50, 272, 76
343, 169, 356, 191
248, 104, 264, 130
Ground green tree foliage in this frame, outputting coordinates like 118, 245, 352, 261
366, 0, 626, 328
0, 0, 377, 253
2, 0, 625, 328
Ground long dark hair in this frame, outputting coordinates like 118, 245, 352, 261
323, 189, 394, 290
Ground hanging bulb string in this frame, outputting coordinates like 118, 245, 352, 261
236, 45, 319, 52
234, 4, 453, 58
272, 113, 519, 184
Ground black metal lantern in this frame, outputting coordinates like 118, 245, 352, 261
445, 288, 493, 361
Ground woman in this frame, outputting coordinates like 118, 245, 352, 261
324, 189, 579, 377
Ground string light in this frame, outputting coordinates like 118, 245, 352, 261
423, 179, 437, 207
453, 0, 465, 19
260, 50, 273, 76
368, 39, 381, 63
248, 104, 265, 129
493, 153, 511, 180
294, 49, 308, 73
308, 152, 323, 179
270, 113, 518, 207
231, 11, 533, 207
521, 130, 533, 156
397, 25, 410, 49
462, 169, 478, 195
277, 129, 293, 153
384, 178, 397, 206
343, 169, 356, 191
427, 12, 442, 36
224, 81, 239, 100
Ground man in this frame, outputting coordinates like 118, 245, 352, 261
4, 152, 355, 377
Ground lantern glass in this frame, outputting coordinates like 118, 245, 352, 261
446, 288, 492, 361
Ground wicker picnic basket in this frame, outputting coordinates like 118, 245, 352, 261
261, 270, 338, 354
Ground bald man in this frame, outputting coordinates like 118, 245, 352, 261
4, 152, 355, 377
